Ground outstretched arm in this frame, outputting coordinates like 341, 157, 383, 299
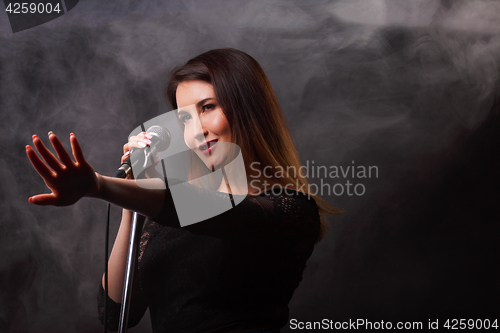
26, 132, 165, 219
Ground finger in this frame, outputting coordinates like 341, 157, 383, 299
28, 193, 58, 206
128, 140, 147, 149
128, 133, 145, 142
32, 135, 63, 171
128, 132, 149, 148
48, 132, 75, 166
136, 140, 147, 148
123, 143, 130, 155
69, 133, 86, 164
26, 145, 54, 180
121, 150, 130, 164
128, 135, 148, 149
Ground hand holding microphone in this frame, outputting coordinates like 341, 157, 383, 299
115, 125, 171, 179
115, 132, 150, 179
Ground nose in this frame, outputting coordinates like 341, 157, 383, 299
191, 115, 208, 143
194, 127, 207, 142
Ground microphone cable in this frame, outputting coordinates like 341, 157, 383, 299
104, 202, 110, 333
104, 124, 145, 333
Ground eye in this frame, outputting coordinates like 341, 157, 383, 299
201, 104, 215, 112
178, 112, 192, 124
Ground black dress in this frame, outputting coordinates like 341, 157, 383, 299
98, 185, 320, 333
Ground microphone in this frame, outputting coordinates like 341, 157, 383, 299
115, 125, 171, 178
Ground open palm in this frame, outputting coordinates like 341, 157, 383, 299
26, 132, 99, 206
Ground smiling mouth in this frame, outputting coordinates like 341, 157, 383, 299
199, 139, 218, 155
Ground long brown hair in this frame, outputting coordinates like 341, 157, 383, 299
165, 48, 341, 241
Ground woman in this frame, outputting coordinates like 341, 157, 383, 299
26, 48, 340, 332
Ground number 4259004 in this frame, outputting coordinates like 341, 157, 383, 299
6, 2, 62, 14
444, 319, 498, 330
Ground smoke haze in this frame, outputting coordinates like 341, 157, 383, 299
0, 0, 498, 331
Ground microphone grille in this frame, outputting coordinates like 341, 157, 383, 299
146, 125, 171, 152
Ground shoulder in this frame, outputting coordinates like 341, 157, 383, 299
246, 189, 321, 242
250, 189, 319, 218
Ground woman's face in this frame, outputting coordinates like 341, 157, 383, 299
176, 80, 232, 171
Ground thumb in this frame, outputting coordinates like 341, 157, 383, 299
29, 193, 58, 206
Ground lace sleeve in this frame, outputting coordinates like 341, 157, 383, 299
268, 192, 321, 249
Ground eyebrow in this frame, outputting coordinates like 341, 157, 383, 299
196, 97, 215, 108
178, 98, 215, 114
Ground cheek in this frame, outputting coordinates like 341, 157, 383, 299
183, 126, 195, 148
209, 113, 231, 137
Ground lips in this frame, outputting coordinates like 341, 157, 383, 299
199, 139, 218, 155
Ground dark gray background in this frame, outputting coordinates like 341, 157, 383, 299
1, 0, 499, 332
